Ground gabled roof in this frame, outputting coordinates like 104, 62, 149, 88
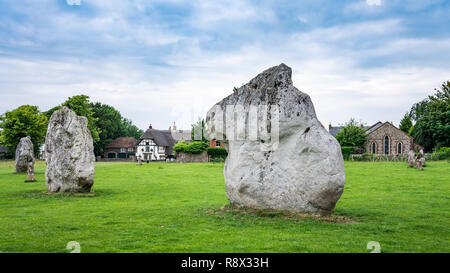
105, 137, 137, 149
329, 126, 343, 137
366, 121, 413, 140
140, 129, 174, 146
139, 128, 176, 155
171, 130, 192, 142
365, 121, 383, 134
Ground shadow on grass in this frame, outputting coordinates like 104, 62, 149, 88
18, 188, 119, 199
206, 203, 358, 224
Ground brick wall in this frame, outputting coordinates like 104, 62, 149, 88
365, 122, 413, 155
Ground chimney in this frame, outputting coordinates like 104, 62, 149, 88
149, 124, 152, 129
172, 121, 177, 131
329, 123, 332, 130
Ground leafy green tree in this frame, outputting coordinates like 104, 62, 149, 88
91, 102, 124, 155
90, 103, 143, 155
399, 113, 413, 134
121, 118, 144, 140
62, 95, 100, 143
335, 118, 367, 148
410, 81, 450, 151
0, 105, 48, 157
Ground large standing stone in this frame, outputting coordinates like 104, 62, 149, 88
206, 64, 345, 216
15, 136, 34, 173
45, 107, 95, 192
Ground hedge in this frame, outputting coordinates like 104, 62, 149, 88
173, 141, 209, 156
341, 146, 355, 160
434, 147, 450, 160
206, 147, 228, 158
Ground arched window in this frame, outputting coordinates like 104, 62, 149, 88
384, 136, 389, 154
371, 142, 376, 154
397, 142, 402, 154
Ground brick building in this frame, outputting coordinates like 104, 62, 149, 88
104, 137, 137, 159
329, 121, 423, 155
365, 121, 416, 155
209, 139, 223, 148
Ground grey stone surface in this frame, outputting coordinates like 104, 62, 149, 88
415, 149, 425, 170
27, 161, 35, 181
408, 150, 415, 168
206, 63, 345, 216
45, 107, 95, 192
176, 151, 209, 163
15, 136, 34, 173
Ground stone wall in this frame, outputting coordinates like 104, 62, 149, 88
365, 122, 413, 155
175, 151, 209, 163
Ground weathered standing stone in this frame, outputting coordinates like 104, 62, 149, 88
408, 150, 415, 168
45, 107, 95, 192
26, 161, 35, 181
206, 64, 345, 216
415, 149, 425, 170
15, 136, 34, 173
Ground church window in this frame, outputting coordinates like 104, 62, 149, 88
384, 136, 389, 154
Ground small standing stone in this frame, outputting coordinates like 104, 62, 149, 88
415, 149, 425, 170
407, 150, 415, 168
26, 160, 35, 182
15, 136, 35, 173
138, 155, 142, 166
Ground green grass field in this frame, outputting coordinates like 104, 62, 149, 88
0, 160, 448, 253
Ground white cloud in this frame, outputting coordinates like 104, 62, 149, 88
1, 2, 449, 132
366, 0, 382, 6
66, 0, 81, 6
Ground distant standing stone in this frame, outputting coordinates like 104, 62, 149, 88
15, 136, 34, 173
415, 149, 425, 170
45, 107, 95, 192
26, 160, 35, 182
407, 150, 415, 168
206, 64, 345, 216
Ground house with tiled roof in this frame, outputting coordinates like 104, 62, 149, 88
104, 137, 137, 159
135, 122, 191, 161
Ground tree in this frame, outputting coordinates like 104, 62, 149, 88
91, 102, 124, 155
90, 103, 143, 155
410, 81, 450, 151
399, 113, 413, 134
62, 95, 100, 143
121, 118, 143, 140
0, 105, 48, 157
335, 118, 367, 147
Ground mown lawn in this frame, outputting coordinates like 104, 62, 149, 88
0, 160, 448, 253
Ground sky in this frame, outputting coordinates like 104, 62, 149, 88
0, 0, 449, 131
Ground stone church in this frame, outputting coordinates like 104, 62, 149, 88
329, 121, 423, 155
365, 121, 414, 155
